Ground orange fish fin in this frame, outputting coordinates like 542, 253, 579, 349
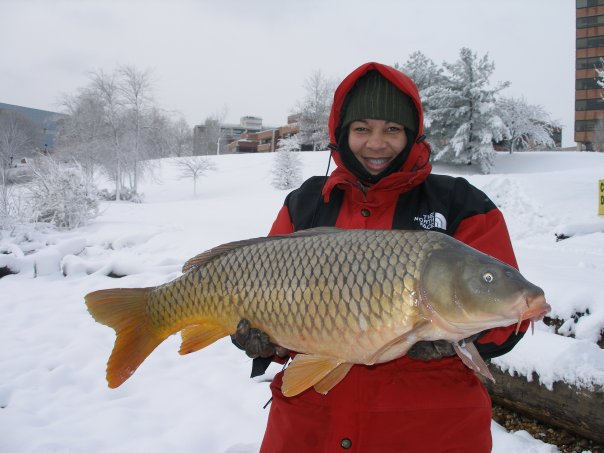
85, 288, 167, 389
452, 341, 495, 383
179, 322, 230, 355
313, 362, 353, 395
281, 354, 344, 397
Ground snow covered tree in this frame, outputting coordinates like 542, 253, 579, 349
26, 155, 99, 229
0, 111, 36, 225
589, 117, 604, 151
591, 60, 604, 151
197, 116, 222, 155
271, 135, 302, 190
395, 51, 445, 134
118, 65, 153, 194
88, 69, 127, 200
0, 110, 36, 183
175, 156, 216, 196
596, 57, 604, 89
396, 51, 444, 95
137, 107, 172, 159
169, 117, 194, 157
57, 88, 108, 178
295, 71, 336, 151
0, 182, 27, 230
57, 65, 186, 200
194, 107, 227, 156
496, 97, 557, 152
430, 48, 510, 173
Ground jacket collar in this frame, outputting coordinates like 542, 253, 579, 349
322, 151, 432, 202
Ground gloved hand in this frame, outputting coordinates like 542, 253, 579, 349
407, 334, 482, 361
231, 319, 289, 359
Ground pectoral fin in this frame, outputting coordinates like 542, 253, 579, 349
452, 341, 495, 383
282, 354, 347, 397
179, 322, 230, 355
368, 320, 431, 365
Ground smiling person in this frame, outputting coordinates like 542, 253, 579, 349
233, 62, 529, 452
347, 117, 408, 174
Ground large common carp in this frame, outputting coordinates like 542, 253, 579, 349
85, 228, 550, 396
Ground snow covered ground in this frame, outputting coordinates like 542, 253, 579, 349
1, 150, 603, 452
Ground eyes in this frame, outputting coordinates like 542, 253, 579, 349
350, 123, 404, 134
482, 272, 495, 284
352, 126, 402, 133
386, 126, 403, 133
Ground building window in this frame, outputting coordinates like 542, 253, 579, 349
577, 0, 604, 8
576, 119, 604, 131
576, 77, 602, 89
576, 98, 604, 110
577, 56, 604, 69
577, 36, 604, 49
577, 14, 604, 28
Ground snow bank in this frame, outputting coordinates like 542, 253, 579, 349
1, 150, 603, 452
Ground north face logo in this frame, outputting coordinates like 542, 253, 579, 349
414, 212, 447, 231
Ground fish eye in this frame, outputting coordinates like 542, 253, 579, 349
483, 272, 494, 283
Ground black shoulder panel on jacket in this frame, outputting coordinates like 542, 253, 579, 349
285, 176, 344, 230
392, 174, 498, 235
475, 330, 526, 360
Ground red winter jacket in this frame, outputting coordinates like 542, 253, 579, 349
259, 62, 527, 453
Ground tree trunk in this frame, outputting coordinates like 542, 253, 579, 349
481, 365, 604, 443
115, 159, 121, 201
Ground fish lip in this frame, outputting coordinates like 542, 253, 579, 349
513, 292, 551, 335
518, 292, 551, 322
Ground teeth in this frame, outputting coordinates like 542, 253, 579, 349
368, 158, 388, 164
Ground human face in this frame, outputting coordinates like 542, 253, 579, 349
347, 119, 408, 175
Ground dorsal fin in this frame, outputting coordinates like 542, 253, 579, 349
181, 227, 343, 273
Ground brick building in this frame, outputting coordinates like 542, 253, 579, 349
193, 115, 300, 155
576, 0, 604, 149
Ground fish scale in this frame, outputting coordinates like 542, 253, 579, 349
85, 227, 550, 393
203, 231, 399, 351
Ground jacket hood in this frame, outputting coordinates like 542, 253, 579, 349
328, 62, 431, 176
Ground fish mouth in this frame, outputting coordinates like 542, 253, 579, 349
514, 293, 551, 335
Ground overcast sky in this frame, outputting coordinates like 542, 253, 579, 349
1, 0, 575, 146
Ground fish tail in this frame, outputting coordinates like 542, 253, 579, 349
85, 288, 167, 388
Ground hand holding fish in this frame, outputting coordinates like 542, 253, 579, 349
232, 319, 290, 359
407, 334, 481, 361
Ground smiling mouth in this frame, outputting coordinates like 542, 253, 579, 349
364, 157, 391, 173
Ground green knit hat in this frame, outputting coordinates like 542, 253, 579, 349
341, 71, 418, 133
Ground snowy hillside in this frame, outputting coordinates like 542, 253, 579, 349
1, 150, 603, 453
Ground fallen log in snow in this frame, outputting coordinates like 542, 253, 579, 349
482, 365, 604, 444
